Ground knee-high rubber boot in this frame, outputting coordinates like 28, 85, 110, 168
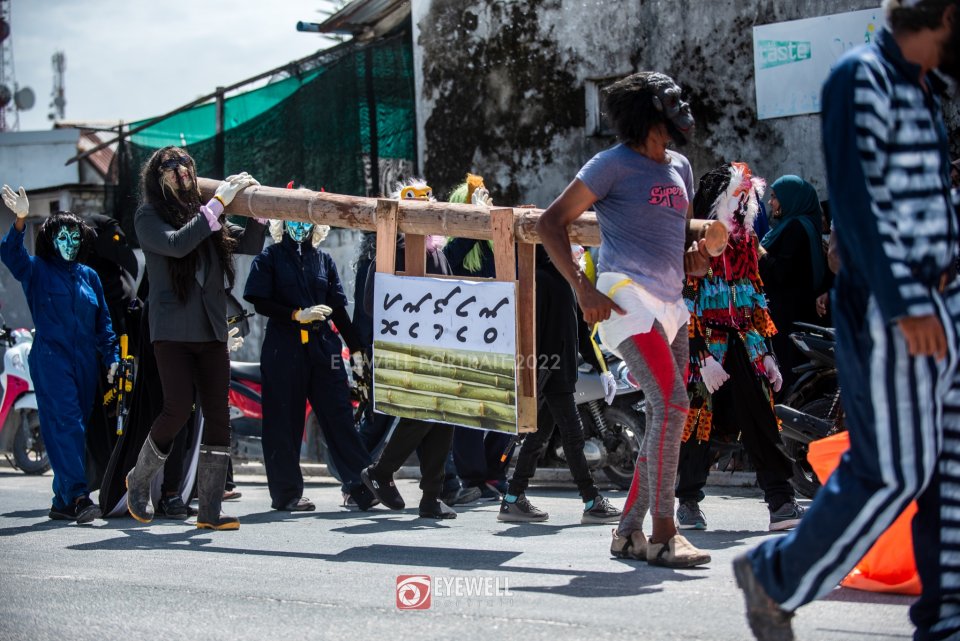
196, 446, 239, 531
126, 435, 169, 523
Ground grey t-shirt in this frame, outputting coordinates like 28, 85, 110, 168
576, 144, 694, 301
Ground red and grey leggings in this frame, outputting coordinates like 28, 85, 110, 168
616, 321, 689, 536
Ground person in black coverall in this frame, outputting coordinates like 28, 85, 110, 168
244, 220, 376, 511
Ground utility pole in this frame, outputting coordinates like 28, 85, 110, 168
49, 50, 65, 122
0, 0, 16, 131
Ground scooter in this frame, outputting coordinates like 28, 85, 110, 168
0, 313, 48, 474
775, 323, 844, 498
536, 353, 646, 490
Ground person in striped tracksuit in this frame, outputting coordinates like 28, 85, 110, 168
734, 2, 960, 640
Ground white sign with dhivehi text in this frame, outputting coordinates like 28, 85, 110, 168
373, 273, 517, 354
753, 8, 883, 120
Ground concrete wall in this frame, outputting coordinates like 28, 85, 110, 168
0, 129, 83, 191
411, 0, 959, 205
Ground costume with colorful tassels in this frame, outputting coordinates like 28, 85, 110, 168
683, 162, 778, 443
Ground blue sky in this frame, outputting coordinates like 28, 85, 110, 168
6, 0, 342, 131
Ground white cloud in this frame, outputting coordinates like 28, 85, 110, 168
7, 0, 342, 131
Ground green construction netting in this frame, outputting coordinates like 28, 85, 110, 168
128, 71, 321, 149
112, 32, 416, 239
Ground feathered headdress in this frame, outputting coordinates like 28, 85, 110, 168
710, 162, 765, 236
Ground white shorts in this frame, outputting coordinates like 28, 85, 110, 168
595, 272, 688, 359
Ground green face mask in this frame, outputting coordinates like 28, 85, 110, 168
54, 226, 81, 261
285, 221, 314, 243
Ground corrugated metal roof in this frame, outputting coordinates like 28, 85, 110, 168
77, 131, 116, 181
314, 0, 410, 37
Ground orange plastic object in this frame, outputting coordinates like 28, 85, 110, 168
807, 432, 922, 595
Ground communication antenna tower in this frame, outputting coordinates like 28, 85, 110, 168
0, 0, 35, 132
49, 50, 65, 121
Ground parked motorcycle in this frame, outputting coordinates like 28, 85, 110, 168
0, 313, 48, 474
535, 354, 646, 490
775, 322, 844, 499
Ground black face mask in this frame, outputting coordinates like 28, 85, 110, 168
651, 78, 695, 147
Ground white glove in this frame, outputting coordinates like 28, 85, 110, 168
700, 356, 730, 394
600, 371, 617, 405
107, 362, 119, 385
227, 327, 244, 352
214, 172, 260, 207
351, 351, 369, 380
2, 184, 29, 218
763, 355, 783, 393
295, 304, 333, 323
471, 186, 491, 206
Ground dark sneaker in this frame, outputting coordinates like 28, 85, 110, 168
349, 483, 379, 511
733, 553, 795, 641
581, 496, 622, 524
49, 503, 78, 521
677, 500, 707, 530
769, 501, 805, 532
75, 498, 100, 524
361, 466, 405, 510
278, 497, 316, 512
50, 497, 100, 524
497, 494, 548, 522
157, 495, 190, 519
418, 497, 457, 519
442, 485, 482, 506
479, 481, 505, 501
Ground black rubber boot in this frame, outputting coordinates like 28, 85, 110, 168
196, 446, 239, 531
125, 435, 169, 523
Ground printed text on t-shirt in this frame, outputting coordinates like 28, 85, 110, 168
648, 185, 687, 210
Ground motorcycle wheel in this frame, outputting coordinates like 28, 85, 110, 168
785, 397, 840, 499
600, 402, 645, 491
13, 410, 50, 475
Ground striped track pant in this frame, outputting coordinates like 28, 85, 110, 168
750, 282, 960, 640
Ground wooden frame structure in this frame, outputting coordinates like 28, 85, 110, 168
198, 177, 727, 435
371, 199, 537, 432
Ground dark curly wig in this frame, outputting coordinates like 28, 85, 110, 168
885, 0, 957, 32
35, 212, 95, 263
602, 71, 693, 147
139, 146, 237, 302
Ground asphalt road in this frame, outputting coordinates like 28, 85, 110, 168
0, 470, 913, 641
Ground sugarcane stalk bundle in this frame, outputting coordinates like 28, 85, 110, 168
374, 341, 517, 433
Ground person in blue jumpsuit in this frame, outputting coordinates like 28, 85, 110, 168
734, 4, 960, 640
1, 185, 118, 524
244, 219, 376, 511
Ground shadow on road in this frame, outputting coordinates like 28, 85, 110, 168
60, 532, 706, 598
822, 587, 914, 606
